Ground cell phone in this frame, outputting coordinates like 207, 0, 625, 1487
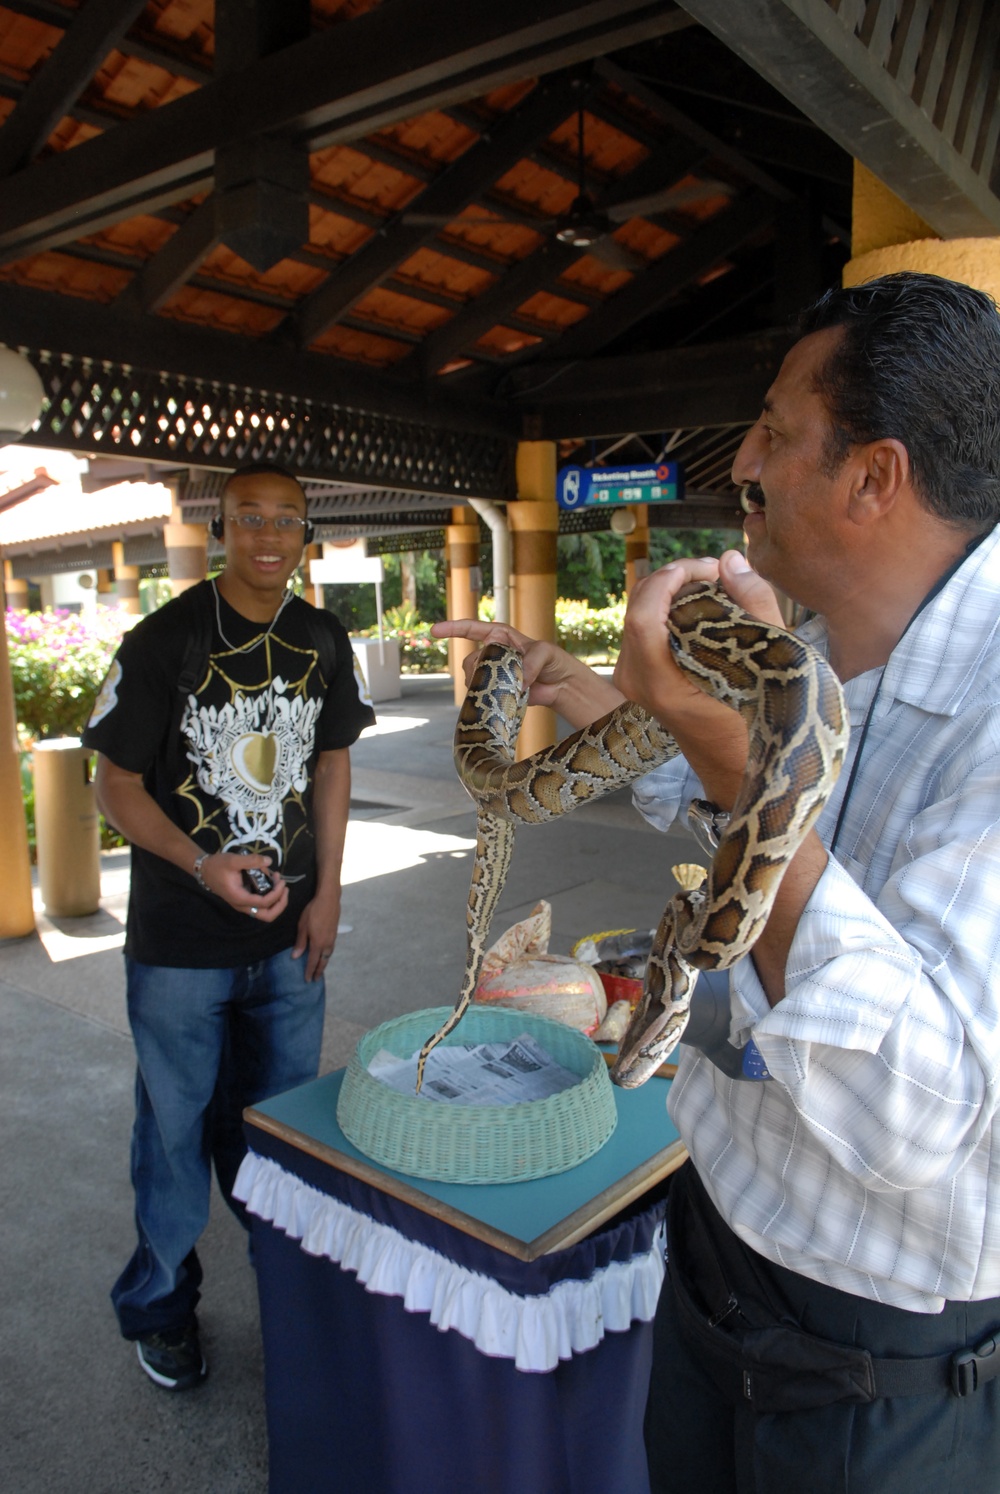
241, 867, 274, 896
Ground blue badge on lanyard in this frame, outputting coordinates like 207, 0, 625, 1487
741, 1039, 772, 1080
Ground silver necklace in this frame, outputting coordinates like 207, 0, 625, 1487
211, 577, 292, 654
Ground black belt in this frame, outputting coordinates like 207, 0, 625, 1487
667, 1169, 1000, 1415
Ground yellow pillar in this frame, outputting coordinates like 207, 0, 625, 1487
33, 740, 101, 917
111, 541, 141, 615
446, 507, 481, 706
511, 441, 559, 756
844, 162, 1000, 301
3, 560, 28, 610
624, 504, 650, 596
163, 505, 207, 596
0, 561, 35, 937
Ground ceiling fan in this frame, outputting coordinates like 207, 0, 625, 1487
402, 106, 733, 272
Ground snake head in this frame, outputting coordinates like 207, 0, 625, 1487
609, 955, 693, 1088
610, 1011, 687, 1088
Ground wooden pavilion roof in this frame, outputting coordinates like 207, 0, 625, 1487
0, 1, 997, 545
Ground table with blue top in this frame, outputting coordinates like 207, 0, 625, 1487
237, 1064, 685, 1494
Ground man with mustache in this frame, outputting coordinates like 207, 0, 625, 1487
436, 273, 1000, 1492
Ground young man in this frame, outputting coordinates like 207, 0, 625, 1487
435, 274, 1000, 1491
85, 461, 374, 1390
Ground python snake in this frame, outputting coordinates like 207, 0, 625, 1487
415, 583, 848, 1091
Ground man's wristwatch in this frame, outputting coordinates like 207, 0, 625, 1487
688, 798, 731, 856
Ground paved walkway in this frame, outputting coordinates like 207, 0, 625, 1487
1, 672, 691, 1493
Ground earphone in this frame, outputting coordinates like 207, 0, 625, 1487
209, 513, 314, 544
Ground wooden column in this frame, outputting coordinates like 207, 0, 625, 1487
163, 505, 207, 596
624, 505, 650, 596
511, 441, 559, 757
845, 162, 1000, 302
445, 506, 481, 706
111, 541, 141, 615
3, 560, 28, 610
0, 561, 35, 937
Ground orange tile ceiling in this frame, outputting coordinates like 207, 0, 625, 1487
0, 1, 744, 373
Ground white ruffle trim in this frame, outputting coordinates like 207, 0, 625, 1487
234, 1150, 665, 1373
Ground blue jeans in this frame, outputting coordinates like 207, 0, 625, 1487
112, 948, 325, 1340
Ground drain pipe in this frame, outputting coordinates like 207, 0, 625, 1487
466, 497, 511, 624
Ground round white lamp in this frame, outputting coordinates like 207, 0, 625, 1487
0, 346, 44, 445
610, 506, 638, 535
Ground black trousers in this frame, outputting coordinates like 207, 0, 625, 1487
645, 1164, 1000, 1494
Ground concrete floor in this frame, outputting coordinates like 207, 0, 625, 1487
0, 671, 693, 1493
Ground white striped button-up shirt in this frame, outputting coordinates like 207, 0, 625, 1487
633, 525, 1000, 1311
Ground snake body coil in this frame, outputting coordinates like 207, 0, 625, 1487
415, 584, 848, 1091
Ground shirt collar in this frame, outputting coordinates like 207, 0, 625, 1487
800, 524, 1000, 719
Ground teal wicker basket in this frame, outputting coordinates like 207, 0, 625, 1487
336, 1004, 618, 1185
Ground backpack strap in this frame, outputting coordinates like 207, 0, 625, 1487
164, 581, 214, 793
300, 602, 342, 685
176, 580, 215, 698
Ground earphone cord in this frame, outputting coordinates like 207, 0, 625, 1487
211, 577, 292, 655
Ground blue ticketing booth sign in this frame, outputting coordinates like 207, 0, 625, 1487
556, 462, 684, 511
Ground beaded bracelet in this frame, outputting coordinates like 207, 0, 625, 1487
193, 851, 212, 890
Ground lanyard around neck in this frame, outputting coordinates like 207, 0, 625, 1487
828, 537, 984, 856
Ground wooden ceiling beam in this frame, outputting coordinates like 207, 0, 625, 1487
635, 84, 852, 186
0, 0, 148, 177
0, 1, 683, 262
292, 73, 589, 346
597, 58, 796, 203
214, 0, 311, 75
522, 188, 774, 364
411, 137, 709, 375
420, 234, 512, 276
1, 1, 211, 78
308, 187, 388, 232
212, 2, 313, 274
502, 330, 795, 436
0, 279, 516, 436
116, 200, 222, 315
0, 73, 116, 134
0, 168, 216, 267
675, 0, 1000, 236
117, 30, 212, 85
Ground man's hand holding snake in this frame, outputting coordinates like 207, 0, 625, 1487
418, 565, 848, 1086
615, 552, 784, 811
430, 617, 625, 728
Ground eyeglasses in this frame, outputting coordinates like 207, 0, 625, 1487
226, 513, 308, 532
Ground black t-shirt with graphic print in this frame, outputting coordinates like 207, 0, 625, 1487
83, 580, 376, 967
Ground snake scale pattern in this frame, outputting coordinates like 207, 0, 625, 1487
415, 583, 849, 1091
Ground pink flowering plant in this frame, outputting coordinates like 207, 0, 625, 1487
6, 607, 137, 744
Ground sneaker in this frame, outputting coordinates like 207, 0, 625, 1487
136, 1321, 207, 1391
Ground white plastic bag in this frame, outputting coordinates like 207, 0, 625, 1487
474, 901, 608, 1036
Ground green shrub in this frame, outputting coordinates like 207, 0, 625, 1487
354, 607, 449, 673
479, 594, 626, 661
556, 597, 625, 660
6, 607, 136, 744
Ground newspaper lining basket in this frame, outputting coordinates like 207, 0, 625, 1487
336, 1004, 617, 1185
